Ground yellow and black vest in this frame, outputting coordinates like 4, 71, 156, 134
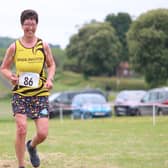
12, 39, 49, 96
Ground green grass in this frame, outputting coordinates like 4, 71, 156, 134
52, 71, 148, 93
0, 100, 168, 168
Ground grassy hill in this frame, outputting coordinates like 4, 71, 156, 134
53, 71, 148, 91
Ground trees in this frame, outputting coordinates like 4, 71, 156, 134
66, 21, 121, 77
105, 12, 132, 62
127, 9, 168, 87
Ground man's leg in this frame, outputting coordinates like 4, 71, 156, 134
15, 114, 27, 167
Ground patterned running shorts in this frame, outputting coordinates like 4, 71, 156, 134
12, 93, 49, 119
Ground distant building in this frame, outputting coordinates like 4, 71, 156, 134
116, 61, 134, 77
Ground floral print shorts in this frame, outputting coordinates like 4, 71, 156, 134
12, 93, 49, 119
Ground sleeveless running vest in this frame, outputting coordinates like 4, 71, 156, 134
12, 39, 49, 96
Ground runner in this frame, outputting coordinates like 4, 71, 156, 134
0, 9, 56, 168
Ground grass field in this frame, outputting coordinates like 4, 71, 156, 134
0, 100, 168, 168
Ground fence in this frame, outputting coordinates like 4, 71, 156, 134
56, 102, 166, 126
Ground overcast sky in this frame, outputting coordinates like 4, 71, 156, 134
0, 0, 167, 48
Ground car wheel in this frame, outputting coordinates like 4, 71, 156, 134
136, 109, 141, 116
115, 111, 120, 116
81, 112, 92, 119
157, 109, 164, 116
49, 112, 56, 119
72, 111, 81, 119
108, 112, 112, 117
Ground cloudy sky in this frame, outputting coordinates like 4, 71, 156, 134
0, 0, 167, 48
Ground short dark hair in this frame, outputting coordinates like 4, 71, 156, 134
20, 9, 38, 25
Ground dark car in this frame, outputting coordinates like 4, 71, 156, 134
71, 93, 112, 119
114, 90, 146, 116
48, 88, 107, 118
138, 87, 168, 115
49, 91, 78, 118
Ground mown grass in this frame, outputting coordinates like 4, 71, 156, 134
0, 99, 168, 168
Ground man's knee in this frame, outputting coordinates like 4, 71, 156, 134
37, 131, 48, 140
17, 125, 27, 136
17, 123, 27, 136
15, 114, 27, 136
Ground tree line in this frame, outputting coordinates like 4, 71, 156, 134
66, 8, 168, 87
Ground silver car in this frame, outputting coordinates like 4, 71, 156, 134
138, 87, 168, 115
114, 90, 146, 116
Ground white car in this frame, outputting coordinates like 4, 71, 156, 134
138, 87, 168, 115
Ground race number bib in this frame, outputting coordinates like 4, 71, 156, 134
19, 72, 39, 88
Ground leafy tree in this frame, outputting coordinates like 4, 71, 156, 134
127, 9, 168, 87
66, 21, 121, 77
105, 12, 132, 61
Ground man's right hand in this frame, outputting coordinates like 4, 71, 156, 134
11, 74, 19, 85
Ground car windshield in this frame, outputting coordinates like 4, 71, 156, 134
72, 94, 106, 105
116, 91, 146, 101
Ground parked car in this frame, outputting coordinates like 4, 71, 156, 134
48, 88, 107, 118
137, 87, 168, 115
114, 90, 146, 116
49, 91, 78, 118
71, 93, 112, 119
